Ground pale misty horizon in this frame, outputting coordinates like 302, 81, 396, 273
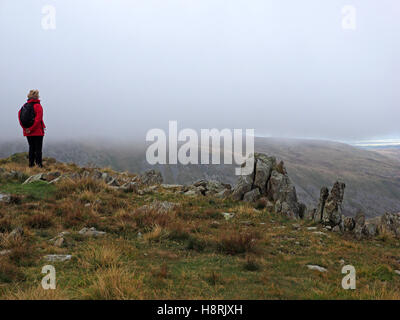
1, 0, 399, 143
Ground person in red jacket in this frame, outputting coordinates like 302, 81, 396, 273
18, 90, 46, 168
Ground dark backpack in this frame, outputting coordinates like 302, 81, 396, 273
19, 102, 36, 128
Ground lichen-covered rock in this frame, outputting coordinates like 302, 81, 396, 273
379, 212, 400, 237
243, 188, 261, 202
354, 211, 366, 239
343, 216, 355, 232
253, 154, 275, 194
267, 170, 300, 218
321, 181, 345, 227
313, 187, 329, 223
139, 170, 163, 186
231, 174, 253, 201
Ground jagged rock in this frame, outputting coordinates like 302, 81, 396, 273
298, 203, 307, 219
119, 182, 139, 193
379, 212, 400, 237
253, 154, 276, 194
231, 174, 253, 201
44, 254, 72, 262
243, 189, 261, 202
313, 187, 329, 222
354, 211, 366, 239
191, 180, 231, 197
215, 188, 232, 199
41, 172, 61, 182
49, 175, 74, 184
321, 181, 345, 227
363, 218, 379, 237
267, 170, 300, 218
307, 265, 327, 272
23, 173, 45, 185
139, 170, 163, 186
343, 216, 355, 232
78, 227, 106, 237
107, 178, 120, 187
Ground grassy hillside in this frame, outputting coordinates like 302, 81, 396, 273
0, 155, 400, 299
1, 137, 400, 217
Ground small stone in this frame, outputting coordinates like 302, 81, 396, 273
137, 232, 143, 239
292, 223, 301, 230
44, 254, 72, 262
221, 212, 235, 220
395, 270, 400, 276
85, 203, 91, 207
307, 227, 317, 231
0, 249, 11, 256
307, 265, 327, 272
78, 227, 106, 237
339, 259, 345, 265
313, 231, 328, 236
54, 237, 65, 247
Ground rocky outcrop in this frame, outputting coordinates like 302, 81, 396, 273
379, 212, 400, 237
231, 153, 303, 219
139, 170, 163, 186
321, 181, 346, 227
184, 180, 231, 197
313, 187, 329, 222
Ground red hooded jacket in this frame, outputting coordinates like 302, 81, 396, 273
18, 99, 46, 137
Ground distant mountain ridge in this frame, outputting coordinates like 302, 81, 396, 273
1, 137, 400, 217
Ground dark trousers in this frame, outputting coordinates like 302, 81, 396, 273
27, 136, 44, 167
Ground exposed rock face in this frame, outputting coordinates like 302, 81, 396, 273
379, 212, 400, 237
231, 153, 302, 218
321, 181, 345, 227
313, 187, 329, 222
139, 170, 163, 186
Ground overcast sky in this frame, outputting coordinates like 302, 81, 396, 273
0, 0, 399, 143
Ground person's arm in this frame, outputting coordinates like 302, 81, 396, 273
27, 104, 43, 132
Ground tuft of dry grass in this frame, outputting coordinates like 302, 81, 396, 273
78, 266, 143, 300
1, 285, 69, 300
78, 243, 123, 270
218, 231, 260, 255
143, 225, 167, 243
25, 212, 54, 229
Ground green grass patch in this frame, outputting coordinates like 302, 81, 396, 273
0, 181, 55, 200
